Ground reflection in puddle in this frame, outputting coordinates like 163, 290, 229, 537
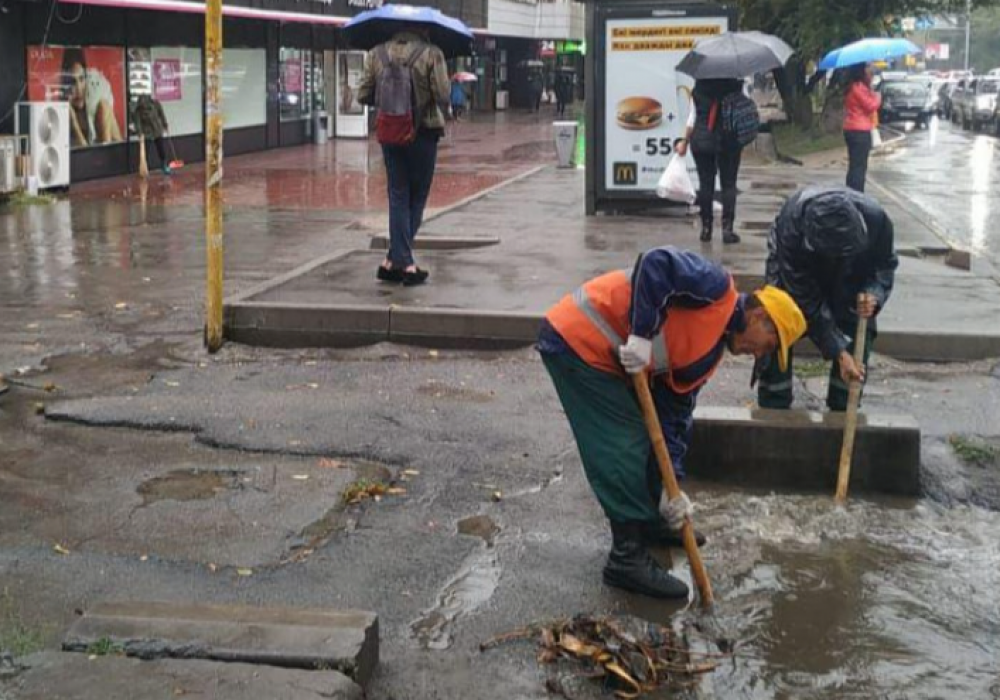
969, 136, 994, 253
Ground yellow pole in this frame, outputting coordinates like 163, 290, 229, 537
204, 0, 224, 352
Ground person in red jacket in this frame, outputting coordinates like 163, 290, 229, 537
842, 63, 881, 192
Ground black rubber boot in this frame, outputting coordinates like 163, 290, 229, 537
699, 218, 713, 242
721, 215, 740, 245
602, 522, 690, 599
643, 519, 707, 548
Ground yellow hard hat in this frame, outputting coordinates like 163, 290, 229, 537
754, 285, 807, 372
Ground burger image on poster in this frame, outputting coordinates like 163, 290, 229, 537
615, 96, 662, 130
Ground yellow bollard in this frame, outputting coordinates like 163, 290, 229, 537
204, 0, 224, 353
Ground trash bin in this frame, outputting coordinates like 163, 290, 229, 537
553, 121, 578, 168
314, 110, 329, 145
495, 90, 509, 111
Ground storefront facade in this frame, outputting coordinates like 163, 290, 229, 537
0, 0, 487, 182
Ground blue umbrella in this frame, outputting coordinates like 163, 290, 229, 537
818, 38, 921, 70
344, 4, 475, 59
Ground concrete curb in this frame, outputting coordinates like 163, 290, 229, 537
368, 235, 501, 251
688, 407, 921, 496
225, 297, 1000, 361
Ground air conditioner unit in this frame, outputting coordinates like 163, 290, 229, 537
15, 101, 71, 190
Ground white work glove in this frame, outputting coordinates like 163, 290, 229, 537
659, 491, 694, 531
619, 335, 653, 374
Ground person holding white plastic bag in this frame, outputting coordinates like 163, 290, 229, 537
676, 79, 746, 245
655, 152, 696, 203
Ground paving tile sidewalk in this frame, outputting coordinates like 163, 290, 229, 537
226, 165, 1000, 361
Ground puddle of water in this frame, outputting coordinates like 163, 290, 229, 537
412, 516, 503, 650
137, 468, 243, 504
684, 493, 1000, 699
411, 546, 502, 650
457, 515, 500, 545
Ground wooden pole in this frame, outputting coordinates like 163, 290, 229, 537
834, 294, 869, 504
204, 0, 224, 353
631, 373, 714, 608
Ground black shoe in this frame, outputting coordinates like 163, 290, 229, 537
376, 265, 404, 283
402, 267, 429, 286
642, 519, 707, 548
699, 221, 713, 242
602, 522, 689, 599
722, 229, 741, 245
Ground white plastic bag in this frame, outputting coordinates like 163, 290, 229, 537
656, 154, 696, 204
871, 127, 883, 149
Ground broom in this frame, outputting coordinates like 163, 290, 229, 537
166, 134, 185, 170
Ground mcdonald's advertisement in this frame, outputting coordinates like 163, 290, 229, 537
604, 16, 729, 191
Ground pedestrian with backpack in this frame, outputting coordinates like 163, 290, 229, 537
676, 79, 758, 245
358, 26, 451, 286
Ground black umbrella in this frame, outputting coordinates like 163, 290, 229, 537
343, 4, 475, 59
677, 31, 793, 79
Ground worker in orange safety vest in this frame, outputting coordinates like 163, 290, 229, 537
538, 246, 806, 599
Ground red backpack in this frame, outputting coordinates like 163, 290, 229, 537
374, 44, 428, 146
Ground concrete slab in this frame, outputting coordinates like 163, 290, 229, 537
62, 602, 379, 685
687, 407, 921, 496
1, 652, 363, 700
222, 167, 1000, 360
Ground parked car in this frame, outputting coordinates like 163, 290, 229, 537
878, 79, 936, 127
953, 77, 1000, 131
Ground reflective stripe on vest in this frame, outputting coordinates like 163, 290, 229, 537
572, 285, 625, 348
651, 334, 669, 375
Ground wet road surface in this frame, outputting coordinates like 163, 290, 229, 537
1, 109, 999, 699
873, 119, 1000, 270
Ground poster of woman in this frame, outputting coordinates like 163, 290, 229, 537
27, 45, 126, 148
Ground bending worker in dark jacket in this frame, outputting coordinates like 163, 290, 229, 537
539, 247, 806, 599
758, 187, 898, 411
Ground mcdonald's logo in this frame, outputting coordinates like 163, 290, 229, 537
613, 161, 638, 185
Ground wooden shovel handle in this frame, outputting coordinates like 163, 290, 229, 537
632, 373, 714, 608
834, 294, 869, 503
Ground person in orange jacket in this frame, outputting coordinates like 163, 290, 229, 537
538, 246, 806, 599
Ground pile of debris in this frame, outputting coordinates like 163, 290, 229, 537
481, 614, 725, 698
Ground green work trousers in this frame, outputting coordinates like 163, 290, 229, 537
542, 351, 662, 523
758, 319, 876, 412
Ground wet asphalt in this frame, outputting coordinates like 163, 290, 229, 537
1, 114, 999, 699
872, 117, 1000, 271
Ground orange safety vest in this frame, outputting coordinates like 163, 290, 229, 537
546, 270, 739, 394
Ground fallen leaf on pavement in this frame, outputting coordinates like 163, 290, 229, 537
236, 568, 253, 577
402, 469, 420, 476
53, 543, 70, 555
114, 302, 128, 310
386, 487, 407, 495
26, 323, 39, 329
292, 474, 310, 481
318, 458, 344, 469
164, 381, 180, 387
207, 563, 218, 572
43, 382, 58, 392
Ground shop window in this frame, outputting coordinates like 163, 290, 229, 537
222, 48, 267, 129
279, 48, 313, 122
26, 44, 126, 149
127, 47, 202, 139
